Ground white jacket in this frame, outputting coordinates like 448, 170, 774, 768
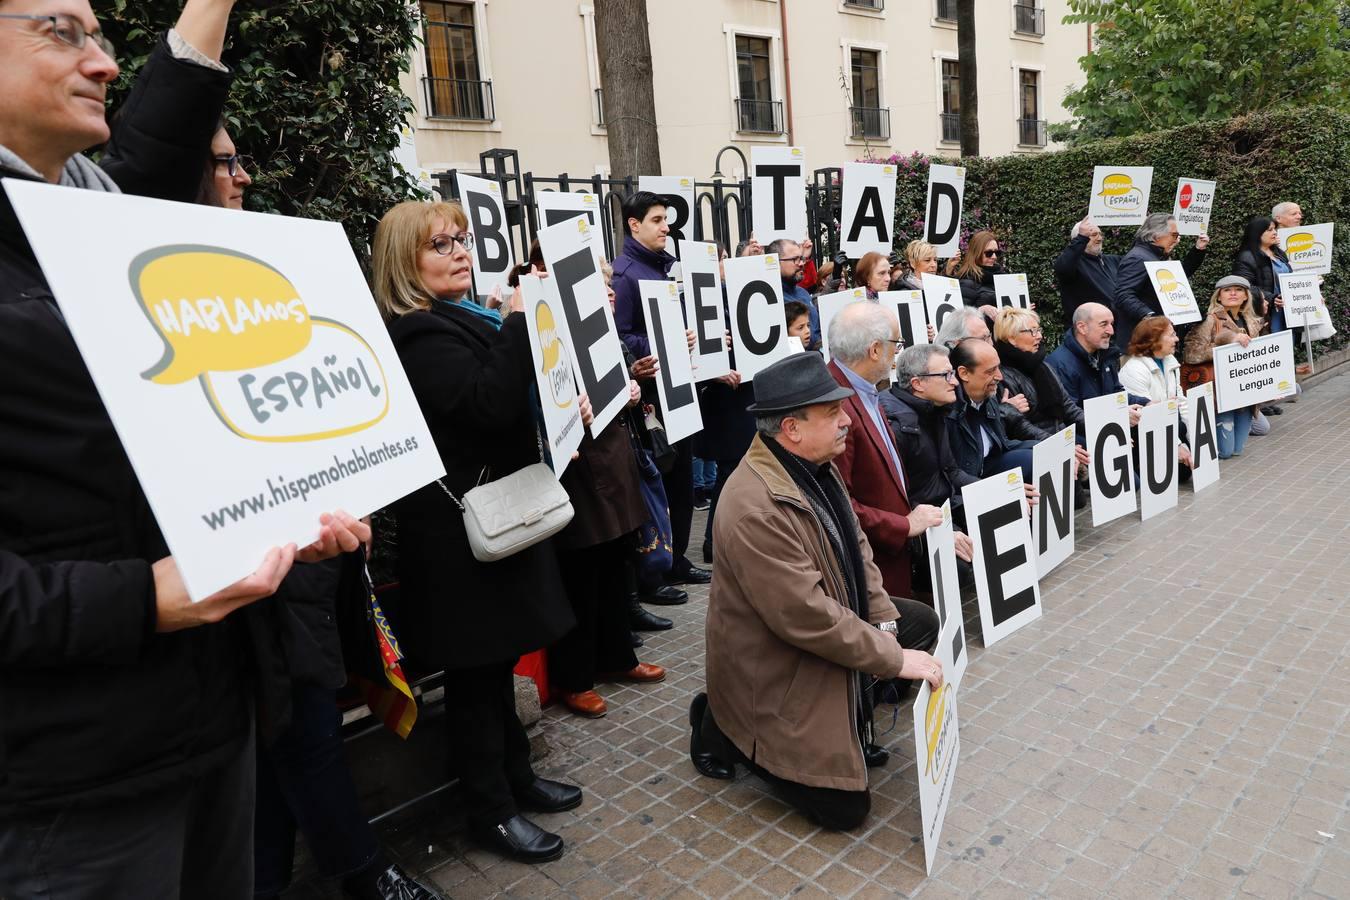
1119, 354, 1187, 414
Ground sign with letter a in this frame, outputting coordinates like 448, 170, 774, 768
840, 162, 897, 258
751, 146, 807, 243
638, 176, 697, 258
1083, 392, 1136, 526
723, 253, 790, 382
962, 469, 1043, 648
1184, 382, 1220, 492
924, 164, 965, 258
456, 174, 515, 299
680, 240, 732, 381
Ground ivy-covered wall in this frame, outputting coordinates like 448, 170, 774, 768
879, 107, 1349, 350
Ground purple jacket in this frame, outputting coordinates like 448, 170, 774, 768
612, 234, 676, 358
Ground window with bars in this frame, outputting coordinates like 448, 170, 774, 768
1018, 69, 1046, 145
940, 59, 961, 142
849, 48, 888, 139
735, 35, 782, 133
421, 1, 493, 120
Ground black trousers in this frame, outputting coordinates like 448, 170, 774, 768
702, 457, 739, 553
442, 660, 536, 828
551, 539, 640, 692
0, 727, 256, 900
661, 437, 695, 567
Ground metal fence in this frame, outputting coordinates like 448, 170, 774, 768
433, 146, 848, 269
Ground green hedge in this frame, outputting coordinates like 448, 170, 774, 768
880, 107, 1350, 351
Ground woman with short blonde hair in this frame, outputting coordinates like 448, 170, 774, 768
897, 239, 938, 291
991, 305, 1038, 343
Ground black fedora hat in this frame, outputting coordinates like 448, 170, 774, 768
746, 353, 854, 414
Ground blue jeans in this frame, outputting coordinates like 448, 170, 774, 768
1216, 408, 1253, 459
982, 447, 1035, 483
254, 684, 379, 895
692, 457, 718, 491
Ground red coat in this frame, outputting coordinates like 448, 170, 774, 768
827, 360, 915, 599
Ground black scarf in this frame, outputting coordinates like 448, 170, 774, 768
764, 438, 876, 749
995, 340, 1047, 376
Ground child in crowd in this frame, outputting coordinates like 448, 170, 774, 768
785, 300, 814, 351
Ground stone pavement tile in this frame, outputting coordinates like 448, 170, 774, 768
1239, 870, 1300, 900
1308, 866, 1350, 899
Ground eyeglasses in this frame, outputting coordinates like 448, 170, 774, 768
780, 254, 807, 264
1018, 327, 1043, 336
0, 13, 115, 58
917, 370, 959, 383
213, 154, 250, 177
426, 233, 475, 255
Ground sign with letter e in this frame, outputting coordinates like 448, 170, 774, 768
962, 469, 1042, 648
1088, 166, 1153, 226
2, 180, 443, 600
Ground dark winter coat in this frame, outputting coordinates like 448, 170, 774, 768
557, 415, 645, 551
1051, 234, 1121, 320
879, 389, 978, 518
1113, 239, 1207, 349
994, 341, 1086, 442
1045, 330, 1149, 408
1231, 247, 1288, 318
0, 37, 307, 814
612, 235, 676, 359
944, 384, 1040, 480
385, 305, 573, 671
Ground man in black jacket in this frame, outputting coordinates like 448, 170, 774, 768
1052, 216, 1121, 321
945, 339, 1041, 483
0, 3, 365, 897
1113, 212, 1210, 348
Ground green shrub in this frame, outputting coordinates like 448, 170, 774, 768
879, 107, 1349, 351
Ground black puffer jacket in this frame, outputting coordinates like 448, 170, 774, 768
944, 384, 1041, 480
994, 341, 1086, 441
879, 388, 977, 520
0, 37, 288, 814
1231, 246, 1287, 318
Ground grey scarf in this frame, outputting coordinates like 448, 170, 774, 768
0, 144, 120, 193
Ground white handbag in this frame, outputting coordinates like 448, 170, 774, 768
437, 463, 573, 562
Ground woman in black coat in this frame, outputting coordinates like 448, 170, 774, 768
991, 307, 1086, 440
373, 200, 579, 865
1231, 216, 1292, 330
945, 230, 1006, 318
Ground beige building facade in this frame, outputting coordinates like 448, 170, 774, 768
404, 0, 1090, 180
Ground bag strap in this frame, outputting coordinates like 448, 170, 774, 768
435, 466, 489, 513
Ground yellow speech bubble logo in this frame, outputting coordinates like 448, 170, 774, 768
1156, 269, 1180, 293
924, 683, 953, 784
1098, 173, 1134, 196
1278, 380, 1291, 390
132, 246, 312, 385
1286, 232, 1315, 255
1007, 471, 1020, 486
536, 301, 562, 373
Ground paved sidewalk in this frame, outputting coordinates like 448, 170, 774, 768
301, 373, 1349, 898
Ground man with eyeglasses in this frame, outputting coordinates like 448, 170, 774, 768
767, 237, 818, 347
0, 2, 371, 897
1114, 211, 1210, 349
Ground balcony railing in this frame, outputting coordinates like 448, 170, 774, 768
935, 0, 957, 21
850, 106, 890, 141
422, 77, 494, 121
1018, 117, 1047, 147
735, 98, 785, 134
594, 87, 605, 128
844, 0, 884, 9
1014, 4, 1045, 35
940, 112, 961, 143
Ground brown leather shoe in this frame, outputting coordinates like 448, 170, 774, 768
604, 663, 667, 684
559, 690, 607, 718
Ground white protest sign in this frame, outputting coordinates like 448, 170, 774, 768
962, 469, 1042, 648
393, 123, 434, 192
1172, 178, 1215, 236
1143, 261, 1202, 326
817, 287, 867, 363
913, 676, 959, 876
880, 289, 929, 349
1213, 330, 1296, 413
457, 174, 515, 299
787, 336, 806, 354
1184, 382, 1220, 492
679, 240, 732, 382
1031, 427, 1076, 577
1277, 272, 1330, 329
921, 273, 963, 334
840, 161, 897, 258
639, 176, 697, 258
925, 500, 968, 692
1084, 391, 1136, 526
723, 253, 790, 382
1137, 399, 1180, 521
641, 279, 703, 444
924, 164, 966, 258
993, 273, 1031, 309
2, 180, 443, 600
521, 276, 583, 476
1278, 222, 1334, 276
536, 217, 631, 437
1088, 166, 1153, 226
751, 146, 807, 243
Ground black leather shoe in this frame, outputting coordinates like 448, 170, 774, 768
689, 693, 735, 780
514, 777, 583, 813
342, 859, 443, 900
630, 630, 644, 648
702, 540, 713, 564
640, 585, 688, 606
667, 563, 712, 586
629, 600, 673, 631
863, 743, 890, 768
473, 814, 564, 863
1261, 405, 1282, 415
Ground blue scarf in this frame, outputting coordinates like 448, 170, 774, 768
440, 296, 501, 330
